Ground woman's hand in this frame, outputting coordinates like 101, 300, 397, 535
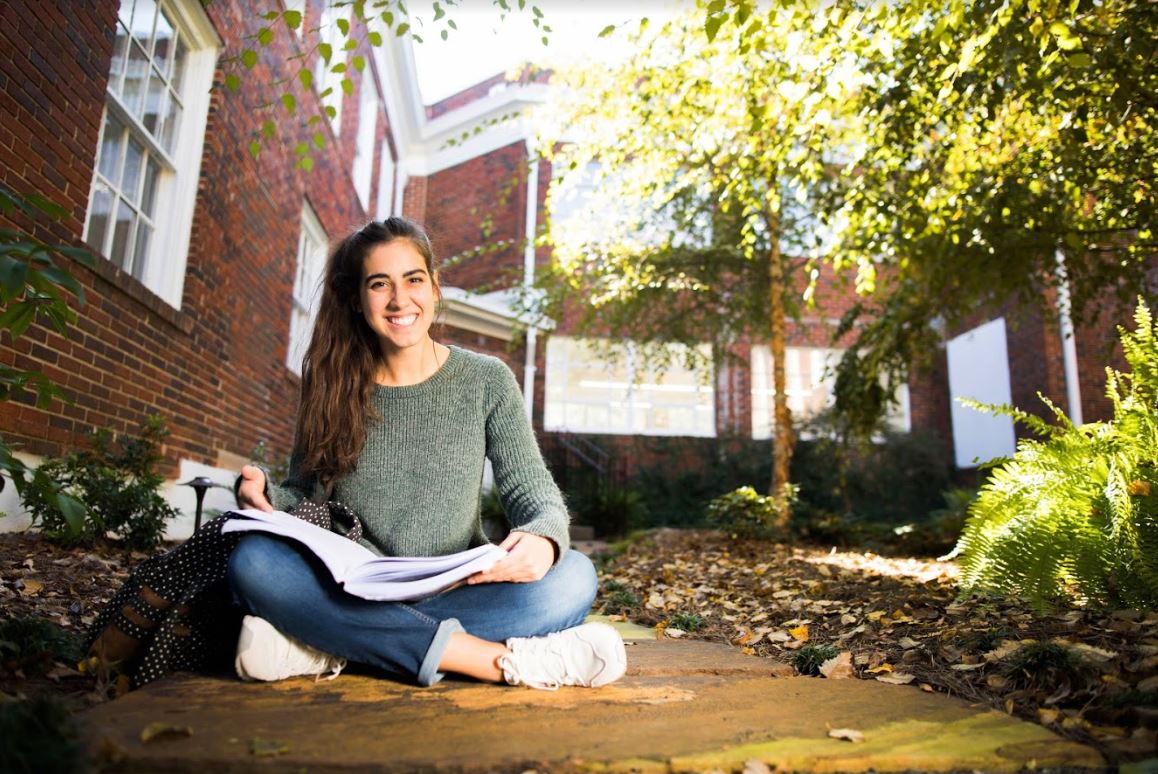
468, 531, 556, 584
236, 464, 274, 512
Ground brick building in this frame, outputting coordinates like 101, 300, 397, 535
0, 0, 545, 535
0, 0, 1145, 537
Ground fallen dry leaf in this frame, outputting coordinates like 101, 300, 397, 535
865, 663, 893, 674
250, 738, 289, 757
828, 728, 865, 743
140, 722, 192, 743
789, 624, 809, 642
875, 672, 916, 685
819, 652, 854, 679
17, 579, 43, 596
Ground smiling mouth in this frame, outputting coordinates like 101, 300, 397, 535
387, 314, 419, 327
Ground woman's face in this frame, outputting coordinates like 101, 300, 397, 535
359, 239, 438, 356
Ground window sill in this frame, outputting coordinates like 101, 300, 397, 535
80, 254, 194, 335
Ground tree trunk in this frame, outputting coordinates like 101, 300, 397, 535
766, 198, 795, 528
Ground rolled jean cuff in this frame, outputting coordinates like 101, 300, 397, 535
417, 617, 465, 686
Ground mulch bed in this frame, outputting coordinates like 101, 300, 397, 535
2, 528, 1157, 767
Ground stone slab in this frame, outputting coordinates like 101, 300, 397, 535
83, 639, 1105, 773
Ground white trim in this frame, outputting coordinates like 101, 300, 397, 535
438, 286, 526, 341
1055, 251, 1084, 425
522, 151, 540, 419
372, 35, 547, 177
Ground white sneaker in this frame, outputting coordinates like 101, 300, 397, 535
500, 622, 627, 690
235, 615, 346, 682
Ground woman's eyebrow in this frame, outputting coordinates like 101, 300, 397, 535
363, 268, 428, 285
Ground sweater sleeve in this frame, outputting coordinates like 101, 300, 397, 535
265, 449, 315, 512
484, 360, 571, 558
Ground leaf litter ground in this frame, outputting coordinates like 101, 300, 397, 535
2, 528, 1157, 768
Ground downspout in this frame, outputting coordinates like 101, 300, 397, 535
522, 148, 540, 421
1055, 250, 1083, 425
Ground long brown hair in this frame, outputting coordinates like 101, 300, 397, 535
294, 217, 438, 486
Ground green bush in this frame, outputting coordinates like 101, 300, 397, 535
705, 486, 784, 539
953, 299, 1158, 610
0, 617, 85, 676
565, 474, 650, 539
21, 415, 179, 550
790, 423, 955, 551
0, 695, 89, 774
792, 644, 840, 675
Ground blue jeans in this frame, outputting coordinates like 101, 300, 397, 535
226, 534, 597, 686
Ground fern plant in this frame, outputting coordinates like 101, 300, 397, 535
952, 299, 1158, 610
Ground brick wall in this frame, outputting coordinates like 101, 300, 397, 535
423, 141, 529, 292
0, 0, 388, 478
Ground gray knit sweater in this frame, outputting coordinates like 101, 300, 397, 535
267, 346, 570, 559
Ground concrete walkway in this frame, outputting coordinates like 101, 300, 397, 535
83, 620, 1107, 773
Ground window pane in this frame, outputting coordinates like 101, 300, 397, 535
86, 187, 114, 255
160, 93, 181, 153
132, 222, 152, 282
121, 137, 144, 204
117, 0, 134, 30
170, 34, 188, 93
153, 8, 175, 78
122, 38, 150, 117
97, 114, 124, 183
132, 0, 159, 54
140, 155, 160, 215
111, 199, 136, 270
109, 21, 130, 96
142, 66, 166, 134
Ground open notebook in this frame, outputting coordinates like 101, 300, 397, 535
222, 509, 507, 601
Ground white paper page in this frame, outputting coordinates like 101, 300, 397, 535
221, 509, 507, 601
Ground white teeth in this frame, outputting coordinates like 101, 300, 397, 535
388, 314, 418, 326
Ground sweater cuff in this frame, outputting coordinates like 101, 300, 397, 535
513, 509, 571, 562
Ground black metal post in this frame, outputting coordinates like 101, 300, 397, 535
181, 476, 216, 533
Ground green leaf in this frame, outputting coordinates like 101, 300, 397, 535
341, 77, 354, 95
0, 255, 28, 297
54, 491, 87, 535
381, 11, 394, 27
705, 13, 725, 43
248, 140, 262, 157
396, 23, 410, 37
352, 55, 365, 72
257, 27, 274, 47
294, 141, 310, 156
261, 119, 277, 138
318, 42, 333, 64
0, 302, 37, 338
599, 24, 616, 38
283, 9, 303, 29
368, 30, 383, 46
433, 2, 445, 21
300, 155, 315, 172
441, 29, 448, 41
312, 132, 326, 149
336, 17, 350, 36
298, 68, 313, 89
224, 73, 241, 92
325, 105, 337, 119
1066, 52, 1091, 68
281, 93, 296, 114
331, 62, 347, 74
241, 49, 258, 69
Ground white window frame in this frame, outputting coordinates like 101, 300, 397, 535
84, 0, 219, 309
352, 76, 379, 210
544, 336, 716, 438
750, 345, 911, 439
286, 203, 328, 375
375, 138, 396, 219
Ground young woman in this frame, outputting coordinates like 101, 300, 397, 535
229, 217, 625, 689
